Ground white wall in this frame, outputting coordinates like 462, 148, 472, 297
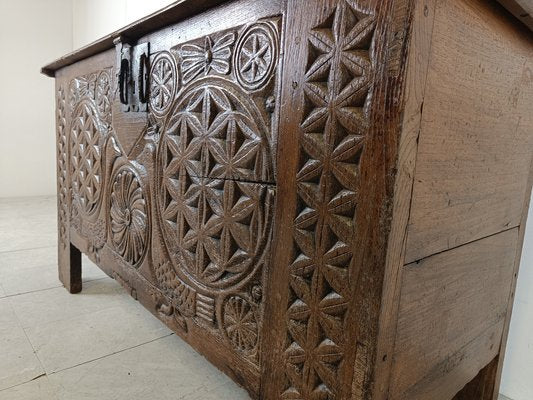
0, 0, 72, 198
501, 192, 533, 400
72, 0, 174, 49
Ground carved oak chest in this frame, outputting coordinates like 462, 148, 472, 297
43, 0, 533, 399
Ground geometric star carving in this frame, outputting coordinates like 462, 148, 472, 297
283, 1, 376, 398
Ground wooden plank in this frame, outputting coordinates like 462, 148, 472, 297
390, 229, 518, 400
453, 356, 499, 399
404, 0, 533, 263
373, 0, 438, 398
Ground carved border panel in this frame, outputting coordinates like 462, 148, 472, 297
56, 85, 68, 250
281, 2, 377, 399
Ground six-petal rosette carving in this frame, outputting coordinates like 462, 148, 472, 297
150, 51, 178, 116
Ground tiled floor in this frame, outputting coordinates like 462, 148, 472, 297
0, 196, 514, 400
0, 196, 249, 400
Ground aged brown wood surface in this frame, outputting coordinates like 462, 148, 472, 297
372, 0, 437, 397
404, 0, 533, 264
45, 0, 533, 399
390, 229, 518, 400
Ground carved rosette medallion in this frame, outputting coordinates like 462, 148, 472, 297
56, 86, 69, 249
223, 296, 258, 354
282, 2, 377, 399
234, 22, 279, 91
158, 80, 274, 291
70, 100, 106, 217
150, 52, 178, 117
109, 166, 149, 267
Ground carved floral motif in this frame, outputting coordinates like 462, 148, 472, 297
235, 22, 279, 91
110, 166, 148, 267
282, 2, 376, 399
223, 296, 258, 353
96, 70, 112, 122
150, 52, 178, 116
179, 33, 235, 84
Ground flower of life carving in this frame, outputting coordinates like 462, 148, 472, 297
282, 2, 377, 399
234, 21, 279, 91
157, 80, 274, 292
70, 100, 106, 217
56, 86, 68, 249
110, 166, 149, 267
150, 52, 178, 117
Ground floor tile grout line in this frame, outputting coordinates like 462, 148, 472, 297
0, 277, 109, 299
0, 327, 174, 393
5, 296, 48, 383
0, 374, 49, 393
0, 245, 57, 255
48, 332, 175, 375
0, 262, 61, 271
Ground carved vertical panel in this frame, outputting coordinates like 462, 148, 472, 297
281, 2, 377, 399
150, 18, 281, 366
67, 68, 115, 260
56, 85, 68, 249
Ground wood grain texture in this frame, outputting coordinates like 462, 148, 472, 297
405, 0, 533, 263
390, 229, 519, 400
372, 0, 437, 397
453, 356, 499, 400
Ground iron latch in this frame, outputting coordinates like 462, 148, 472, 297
114, 37, 150, 112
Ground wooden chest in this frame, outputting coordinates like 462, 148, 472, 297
42, 0, 533, 399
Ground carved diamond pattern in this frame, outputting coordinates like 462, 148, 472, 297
56, 86, 68, 249
70, 102, 103, 216
283, 2, 376, 399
